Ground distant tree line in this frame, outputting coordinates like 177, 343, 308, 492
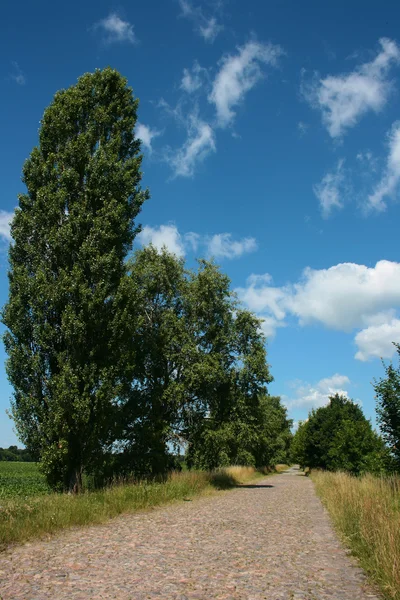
2, 68, 291, 492
0, 445, 34, 462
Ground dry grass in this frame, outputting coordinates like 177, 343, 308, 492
274, 463, 290, 473
0, 465, 266, 549
312, 470, 400, 600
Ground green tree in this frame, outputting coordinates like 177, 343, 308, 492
183, 264, 290, 470
290, 420, 308, 468
374, 345, 400, 470
112, 250, 289, 475
117, 246, 197, 477
291, 394, 384, 474
3, 68, 149, 491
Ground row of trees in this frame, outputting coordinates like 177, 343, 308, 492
0, 445, 34, 462
292, 346, 400, 474
2, 68, 291, 491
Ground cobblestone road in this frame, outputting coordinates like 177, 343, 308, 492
0, 467, 380, 599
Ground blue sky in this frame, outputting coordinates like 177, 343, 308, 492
1, 0, 400, 444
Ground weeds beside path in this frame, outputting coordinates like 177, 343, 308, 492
312, 470, 400, 600
0, 466, 379, 599
0, 465, 278, 549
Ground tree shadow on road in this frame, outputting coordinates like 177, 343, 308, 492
235, 484, 274, 488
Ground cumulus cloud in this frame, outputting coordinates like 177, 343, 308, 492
207, 233, 257, 259
0, 210, 14, 242
367, 122, 400, 212
302, 38, 400, 138
137, 225, 187, 256
236, 260, 400, 355
178, 0, 222, 43
313, 159, 347, 217
355, 318, 400, 361
283, 374, 351, 410
209, 41, 284, 128
94, 13, 137, 44
180, 62, 206, 93
137, 224, 257, 260
167, 114, 216, 178
136, 123, 162, 153
258, 316, 286, 339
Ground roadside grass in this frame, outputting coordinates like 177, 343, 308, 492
312, 470, 400, 600
0, 464, 279, 549
272, 463, 289, 473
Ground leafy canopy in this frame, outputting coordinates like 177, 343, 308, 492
291, 394, 386, 474
3, 68, 148, 491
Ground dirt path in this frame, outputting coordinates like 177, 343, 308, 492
0, 467, 379, 599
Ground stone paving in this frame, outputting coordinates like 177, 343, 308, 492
0, 467, 380, 599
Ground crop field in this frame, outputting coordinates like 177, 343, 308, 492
0, 462, 50, 499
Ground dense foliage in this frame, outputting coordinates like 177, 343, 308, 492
374, 345, 400, 470
101, 247, 292, 478
291, 394, 387, 474
3, 68, 149, 491
2, 69, 291, 490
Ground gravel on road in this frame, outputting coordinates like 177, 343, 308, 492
0, 467, 380, 599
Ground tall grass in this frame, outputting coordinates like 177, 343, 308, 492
312, 470, 400, 600
0, 465, 270, 549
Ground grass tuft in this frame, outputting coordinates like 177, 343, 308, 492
0, 464, 272, 549
312, 470, 400, 600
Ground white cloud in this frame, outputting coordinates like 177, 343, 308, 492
167, 114, 216, 178
209, 41, 283, 128
0, 210, 14, 241
184, 231, 200, 252
259, 316, 286, 339
136, 123, 161, 153
303, 38, 400, 138
355, 319, 400, 361
178, 0, 222, 43
10, 62, 26, 86
313, 159, 347, 217
137, 224, 258, 261
236, 260, 400, 355
137, 224, 186, 257
162, 41, 282, 176
367, 122, 400, 212
284, 374, 351, 410
180, 62, 206, 93
207, 233, 257, 259
94, 13, 136, 44
199, 17, 221, 43
288, 261, 400, 330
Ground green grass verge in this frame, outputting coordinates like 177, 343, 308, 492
0, 464, 277, 549
312, 470, 400, 600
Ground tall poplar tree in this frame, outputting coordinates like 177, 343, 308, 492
3, 68, 149, 491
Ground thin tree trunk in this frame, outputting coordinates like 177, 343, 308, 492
68, 466, 83, 494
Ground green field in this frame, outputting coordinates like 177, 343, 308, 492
0, 462, 50, 499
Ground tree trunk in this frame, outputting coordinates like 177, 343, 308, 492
68, 466, 83, 494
